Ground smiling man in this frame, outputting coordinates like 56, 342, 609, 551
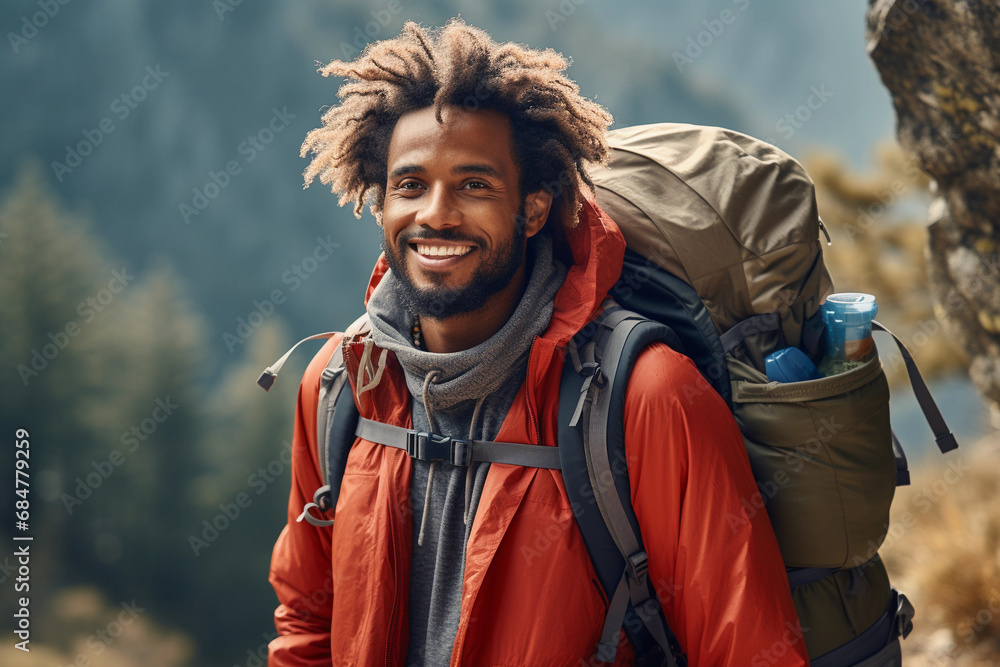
380, 105, 552, 352
268, 19, 807, 666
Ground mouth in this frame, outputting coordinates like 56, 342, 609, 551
412, 243, 474, 258
407, 240, 478, 270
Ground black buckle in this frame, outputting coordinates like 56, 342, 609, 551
580, 362, 607, 388
405, 431, 472, 466
627, 550, 649, 584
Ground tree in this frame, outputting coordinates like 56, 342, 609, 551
0, 161, 309, 664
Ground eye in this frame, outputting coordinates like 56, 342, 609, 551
392, 180, 424, 194
462, 180, 490, 190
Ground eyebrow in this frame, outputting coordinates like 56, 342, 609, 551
388, 163, 504, 180
453, 164, 503, 179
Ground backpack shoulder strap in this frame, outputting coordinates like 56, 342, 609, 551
296, 315, 368, 528
559, 301, 687, 666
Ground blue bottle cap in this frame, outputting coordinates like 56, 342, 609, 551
822, 293, 878, 325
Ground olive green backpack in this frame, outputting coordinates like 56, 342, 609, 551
589, 122, 959, 665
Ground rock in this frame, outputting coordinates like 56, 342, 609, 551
866, 0, 1000, 411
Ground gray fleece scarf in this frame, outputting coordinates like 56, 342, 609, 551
367, 233, 567, 418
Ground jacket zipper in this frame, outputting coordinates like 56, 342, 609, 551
385, 477, 400, 666
351, 332, 398, 667
525, 339, 542, 444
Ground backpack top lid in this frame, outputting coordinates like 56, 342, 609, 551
591, 122, 834, 357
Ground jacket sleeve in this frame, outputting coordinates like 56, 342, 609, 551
268, 337, 342, 665
623, 342, 809, 667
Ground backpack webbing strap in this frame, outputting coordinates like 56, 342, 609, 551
575, 309, 686, 666
560, 346, 666, 664
810, 589, 913, 667
294, 316, 370, 528
891, 430, 910, 486
298, 364, 360, 527
297, 345, 347, 527
355, 418, 562, 469
257, 331, 339, 391
872, 321, 958, 454
316, 346, 347, 485
787, 567, 838, 589
719, 313, 783, 354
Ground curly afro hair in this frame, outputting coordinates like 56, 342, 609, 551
300, 18, 613, 230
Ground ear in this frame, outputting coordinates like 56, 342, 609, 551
522, 190, 553, 238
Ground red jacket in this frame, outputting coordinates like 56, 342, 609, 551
268, 193, 809, 666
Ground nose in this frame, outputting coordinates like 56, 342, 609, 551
413, 183, 461, 230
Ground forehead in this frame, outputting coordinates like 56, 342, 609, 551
386, 105, 517, 175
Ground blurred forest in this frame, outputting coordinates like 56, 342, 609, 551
2, 1, 994, 665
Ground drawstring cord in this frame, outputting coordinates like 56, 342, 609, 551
415, 372, 488, 542
354, 338, 488, 542
417, 370, 442, 547
355, 336, 388, 400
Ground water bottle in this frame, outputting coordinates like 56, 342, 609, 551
821, 293, 878, 362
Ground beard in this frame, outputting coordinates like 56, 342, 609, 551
382, 207, 528, 320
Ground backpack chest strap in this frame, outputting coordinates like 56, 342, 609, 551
355, 418, 562, 469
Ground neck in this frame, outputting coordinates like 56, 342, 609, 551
420, 262, 527, 353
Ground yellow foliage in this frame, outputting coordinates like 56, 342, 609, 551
883, 432, 1000, 664
805, 143, 968, 386
2, 586, 194, 667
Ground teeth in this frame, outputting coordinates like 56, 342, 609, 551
415, 244, 472, 257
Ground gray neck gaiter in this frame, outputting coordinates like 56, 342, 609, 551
367, 233, 567, 418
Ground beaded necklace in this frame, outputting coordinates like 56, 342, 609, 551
410, 314, 424, 350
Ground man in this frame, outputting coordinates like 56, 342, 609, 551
269, 19, 808, 666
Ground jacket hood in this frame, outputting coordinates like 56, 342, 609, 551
363, 188, 626, 346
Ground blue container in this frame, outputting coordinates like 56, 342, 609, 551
765, 347, 821, 382
821, 293, 878, 361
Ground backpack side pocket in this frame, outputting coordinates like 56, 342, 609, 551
728, 352, 896, 569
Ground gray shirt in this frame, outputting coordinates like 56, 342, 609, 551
366, 234, 567, 666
